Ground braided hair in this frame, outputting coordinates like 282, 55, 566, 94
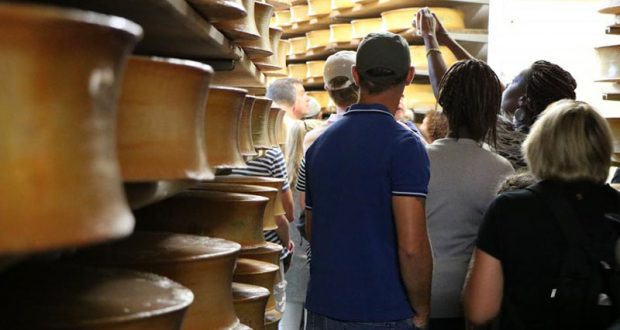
521, 60, 577, 118
438, 59, 502, 146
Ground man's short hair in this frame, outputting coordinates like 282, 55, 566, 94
327, 76, 359, 107
523, 99, 612, 183
266, 78, 302, 107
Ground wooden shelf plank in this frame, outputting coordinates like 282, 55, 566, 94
39, 0, 239, 60
288, 42, 358, 62
607, 25, 620, 34
399, 28, 488, 43
209, 50, 266, 88
283, 15, 342, 38
604, 92, 620, 101
331, 0, 488, 20
292, 0, 308, 5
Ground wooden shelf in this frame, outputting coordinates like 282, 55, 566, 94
330, 0, 489, 20
607, 25, 620, 34
604, 92, 620, 101
291, 0, 308, 5
599, 5, 620, 14
40, 0, 240, 60
288, 41, 358, 62
208, 51, 266, 88
283, 15, 342, 37
399, 28, 488, 43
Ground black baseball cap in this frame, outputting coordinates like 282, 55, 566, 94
356, 32, 411, 82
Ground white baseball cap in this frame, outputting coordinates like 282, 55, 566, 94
323, 50, 356, 91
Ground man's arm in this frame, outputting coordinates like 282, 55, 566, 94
393, 195, 433, 329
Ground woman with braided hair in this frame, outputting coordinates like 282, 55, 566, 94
416, 8, 577, 170
425, 59, 514, 330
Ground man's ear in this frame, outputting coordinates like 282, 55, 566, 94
406, 66, 415, 84
352, 65, 361, 87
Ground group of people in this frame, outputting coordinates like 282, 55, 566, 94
239, 8, 620, 330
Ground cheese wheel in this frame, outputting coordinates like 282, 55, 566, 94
232, 282, 270, 330
307, 60, 327, 78
288, 63, 308, 80
290, 5, 309, 23
308, 0, 331, 16
404, 83, 436, 111
329, 23, 353, 43
289, 36, 307, 55
306, 29, 330, 49
351, 18, 384, 39
331, 0, 355, 10
274, 9, 291, 27
69, 232, 242, 330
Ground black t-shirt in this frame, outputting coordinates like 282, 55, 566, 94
477, 180, 620, 330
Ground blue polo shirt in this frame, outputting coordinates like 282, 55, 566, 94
304, 103, 430, 322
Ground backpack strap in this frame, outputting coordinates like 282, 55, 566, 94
526, 181, 592, 253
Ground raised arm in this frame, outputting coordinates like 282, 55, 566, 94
393, 195, 433, 329
416, 8, 475, 99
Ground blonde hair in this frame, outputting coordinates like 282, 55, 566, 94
522, 100, 612, 183
286, 121, 307, 188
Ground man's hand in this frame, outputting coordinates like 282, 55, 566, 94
413, 313, 429, 329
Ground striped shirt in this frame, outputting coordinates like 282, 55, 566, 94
231, 148, 290, 258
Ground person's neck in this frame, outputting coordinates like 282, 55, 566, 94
447, 127, 475, 140
357, 90, 402, 115
335, 106, 347, 115
284, 109, 301, 121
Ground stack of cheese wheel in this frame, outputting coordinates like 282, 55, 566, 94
306, 29, 330, 50
288, 63, 308, 80
191, 182, 279, 230
251, 96, 274, 150
135, 191, 269, 250
0, 265, 194, 329
307, 91, 332, 110
69, 232, 244, 330
204, 86, 248, 169
595, 45, 620, 82
351, 18, 383, 40
275, 110, 287, 146
211, 176, 287, 229
308, 0, 331, 17
289, 36, 308, 56
117, 56, 214, 182
331, 0, 355, 10
187, 0, 246, 21
409, 45, 458, 72
234, 258, 281, 330
273, 9, 291, 28
213, 0, 261, 41
606, 118, 620, 163
290, 5, 309, 24
239, 1, 275, 58
232, 282, 271, 330
329, 23, 353, 46
268, 106, 282, 147
0, 3, 140, 254
307, 60, 327, 80
255, 27, 284, 71
238, 96, 258, 158
265, 40, 291, 77
404, 83, 437, 112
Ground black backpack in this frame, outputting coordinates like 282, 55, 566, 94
527, 182, 620, 329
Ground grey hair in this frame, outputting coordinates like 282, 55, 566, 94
266, 78, 302, 107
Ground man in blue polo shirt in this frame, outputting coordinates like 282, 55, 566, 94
303, 32, 433, 329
